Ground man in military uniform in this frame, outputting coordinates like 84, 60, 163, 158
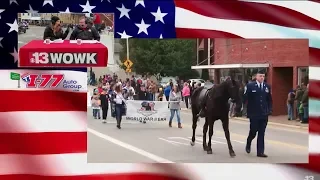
243, 69, 272, 158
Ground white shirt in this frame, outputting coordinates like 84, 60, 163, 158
256, 81, 263, 89
114, 92, 125, 104
124, 86, 135, 95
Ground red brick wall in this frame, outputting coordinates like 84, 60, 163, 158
213, 39, 309, 115
214, 39, 308, 66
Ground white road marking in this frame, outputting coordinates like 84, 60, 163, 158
216, 136, 246, 144
88, 128, 174, 163
195, 137, 226, 144
167, 137, 202, 145
18, 41, 24, 44
158, 138, 190, 146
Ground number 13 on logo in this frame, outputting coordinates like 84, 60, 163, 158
304, 176, 314, 180
31, 52, 49, 64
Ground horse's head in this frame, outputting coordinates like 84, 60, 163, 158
225, 79, 240, 102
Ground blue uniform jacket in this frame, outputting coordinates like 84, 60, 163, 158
243, 82, 273, 118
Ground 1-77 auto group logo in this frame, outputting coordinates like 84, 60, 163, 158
21, 73, 64, 88
10, 72, 83, 91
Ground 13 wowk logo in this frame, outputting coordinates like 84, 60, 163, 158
63, 80, 83, 91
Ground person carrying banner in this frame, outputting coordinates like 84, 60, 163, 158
113, 84, 126, 129
169, 84, 182, 128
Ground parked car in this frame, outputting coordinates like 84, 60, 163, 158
159, 77, 177, 87
18, 23, 26, 33
189, 79, 205, 86
204, 81, 214, 89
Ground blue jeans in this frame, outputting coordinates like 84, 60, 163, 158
303, 106, 308, 122
169, 109, 181, 123
93, 109, 100, 119
115, 104, 122, 122
287, 103, 293, 120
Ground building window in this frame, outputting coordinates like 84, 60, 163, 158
297, 67, 308, 85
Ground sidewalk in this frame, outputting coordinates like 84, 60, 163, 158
233, 115, 308, 130
180, 108, 308, 130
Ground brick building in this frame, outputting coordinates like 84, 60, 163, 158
193, 39, 309, 115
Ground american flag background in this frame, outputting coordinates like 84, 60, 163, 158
0, 0, 319, 179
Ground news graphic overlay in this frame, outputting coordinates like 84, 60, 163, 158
3, 70, 86, 92
18, 13, 114, 67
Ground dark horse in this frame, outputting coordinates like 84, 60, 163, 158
190, 79, 240, 157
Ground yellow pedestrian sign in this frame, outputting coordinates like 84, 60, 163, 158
125, 68, 132, 73
124, 59, 133, 68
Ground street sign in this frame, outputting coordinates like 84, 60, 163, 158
10, 72, 20, 80
124, 59, 133, 68
125, 68, 132, 72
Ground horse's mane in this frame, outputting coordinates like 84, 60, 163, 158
191, 86, 204, 101
207, 81, 231, 99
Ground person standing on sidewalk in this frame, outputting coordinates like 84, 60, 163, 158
295, 84, 305, 120
287, 89, 296, 120
243, 69, 272, 158
300, 84, 309, 124
169, 85, 182, 128
182, 82, 191, 109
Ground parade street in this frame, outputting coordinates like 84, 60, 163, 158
18, 26, 71, 49
87, 108, 309, 163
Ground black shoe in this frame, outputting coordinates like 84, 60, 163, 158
143, 121, 146, 124
257, 154, 268, 158
245, 145, 251, 154
169, 121, 172, 127
117, 125, 121, 129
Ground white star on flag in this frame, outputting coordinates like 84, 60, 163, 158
117, 31, 132, 39
151, 6, 167, 24
117, 4, 131, 19
9, 0, 18, 5
0, 37, 3, 48
159, 34, 163, 39
135, 0, 145, 7
26, 5, 38, 14
0, 9, 5, 19
80, 0, 96, 13
59, 7, 71, 13
6, 19, 18, 33
135, 19, 151, 35
43, 0, 54, 6
10, 48, 19, 63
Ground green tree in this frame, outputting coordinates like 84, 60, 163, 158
119, 39, 199, 79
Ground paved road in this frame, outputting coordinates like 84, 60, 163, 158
87, 105, 309, 163
18, 26, 71, 49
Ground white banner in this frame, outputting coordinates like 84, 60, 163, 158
125, 100, 170, 122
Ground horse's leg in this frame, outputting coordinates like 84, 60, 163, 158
190, 113, 198, 146
202, 117, 209, 151
222, 118, 236, 157
206, 119, 214, 154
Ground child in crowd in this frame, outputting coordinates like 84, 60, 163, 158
91, 94, 101, 119
158, 87, 164, 101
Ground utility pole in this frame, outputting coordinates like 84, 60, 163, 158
126, 38, 130, 78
